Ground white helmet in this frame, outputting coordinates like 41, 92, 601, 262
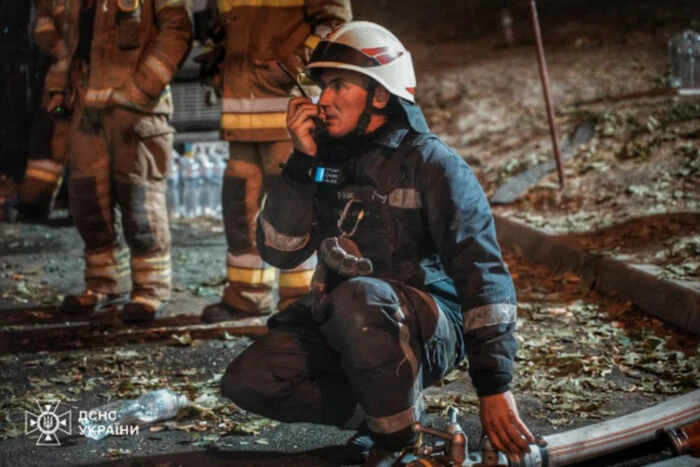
305, 21, 417, 103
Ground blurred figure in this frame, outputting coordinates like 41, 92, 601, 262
59, 0, 192, 321
17, 0, 71, 222
197, 0, 352, 323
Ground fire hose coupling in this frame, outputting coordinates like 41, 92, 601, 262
657, 419, 700, 457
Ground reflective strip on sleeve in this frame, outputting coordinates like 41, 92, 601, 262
222, 97, 290, 114
388, 188, 422, 209
462, 304, 517, 333
85, 88, 113, 105
278, 269, 314, 288
35, 17, 56, 34
260, 217, 309, 252
217, 0, 304, 13
304, 34, 321, 51
221, 112, 288, 130
155, 0, 185, 13
144, 56, 173, 85
227, 266, 276, 285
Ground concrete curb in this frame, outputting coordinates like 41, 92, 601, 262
494, 215, 700, 336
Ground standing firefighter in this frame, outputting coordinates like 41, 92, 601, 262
221, 22, 535, 466
197, 0, 352, 323
18, 0, 71, 221
59, 0, 192, 321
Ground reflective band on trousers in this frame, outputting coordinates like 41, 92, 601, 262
222, 97, 290, 114
217, 0, 304, 13
278, 269, 314, 288
462, 303, 517, 333
221, 113, 287, 130
227, 266, 276, 285
25, 159, 63, 184
260, 217, 309, 252
85, 248, 130, 280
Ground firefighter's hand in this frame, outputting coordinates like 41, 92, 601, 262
287, 96, 321, 156
479, 391, 535, 463
46, 92, 64, 113
254, 59, 294, 87
319, 237, 373, 277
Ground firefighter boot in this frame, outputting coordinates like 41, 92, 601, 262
200, 301, 270, 323
121, 298, 166, 322
60, 290, 129, 314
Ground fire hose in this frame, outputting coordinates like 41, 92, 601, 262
514, 389, 700, 466
408, 390, 699, 466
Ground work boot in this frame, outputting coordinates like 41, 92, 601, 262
121, 299, 166, 322
361, 427, 422, 467
200, 301, 270, 323
346, 424, 374, 464
361, 439, 421, 467
59, 290, 128, 314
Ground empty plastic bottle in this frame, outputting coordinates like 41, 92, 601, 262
166, 150, 181, 219
670, 30, 700, 88
79, 389, 188, 440
180, 154, 202, 218
195, 151, 216, 217
209, 156, 226, 219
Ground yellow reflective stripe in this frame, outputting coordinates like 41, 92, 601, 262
25, 167, 61, 184
133, 270, 171, 284
218, 0, 304, 13
133, 254, 171, 265
304, 34, 321, 51
155, 0, 185, 13
227, 266, 276, 285
85, 88, 113, 104
221, 112, 287, 130
278, 269, 314, 289
144, 56, 172, 84
86, 265, 131, 279
35, 18, 56, 34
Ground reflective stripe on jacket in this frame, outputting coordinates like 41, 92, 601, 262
63, 0, 192, 115
216, 0, 352, 141
257, 121, 519, 395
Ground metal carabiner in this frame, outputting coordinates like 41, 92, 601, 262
337, 198, 365, 238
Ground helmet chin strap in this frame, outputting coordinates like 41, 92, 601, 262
350, 80, 380, 137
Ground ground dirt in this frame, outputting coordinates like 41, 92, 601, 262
0, 1, 698, 466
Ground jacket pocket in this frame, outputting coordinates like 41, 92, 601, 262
116, 0, 142, 50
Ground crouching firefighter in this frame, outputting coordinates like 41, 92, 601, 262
58, 0, 192, 321
220, 21, 535, 466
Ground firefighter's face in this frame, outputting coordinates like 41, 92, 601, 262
318, 69, 372, 138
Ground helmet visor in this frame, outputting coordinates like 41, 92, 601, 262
309, 42, 382, 69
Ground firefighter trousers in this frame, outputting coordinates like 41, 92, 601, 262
221, 277, 460, 444
221, 141, 316, 313
68, 103, 174, 306
19, 91, 71, 214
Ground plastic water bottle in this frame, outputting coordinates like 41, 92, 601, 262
209, 156, 226, 218
79, 389, 188, 440
166, 150, 181, 219
670, 30, 700, 88
180, 155, 202, 218
195, 151, 215, 217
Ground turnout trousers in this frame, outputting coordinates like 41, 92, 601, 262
222, 277, 460, 442
68, 93, 174, 306
221, 141, 316, 313
19, 91, 71, 214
